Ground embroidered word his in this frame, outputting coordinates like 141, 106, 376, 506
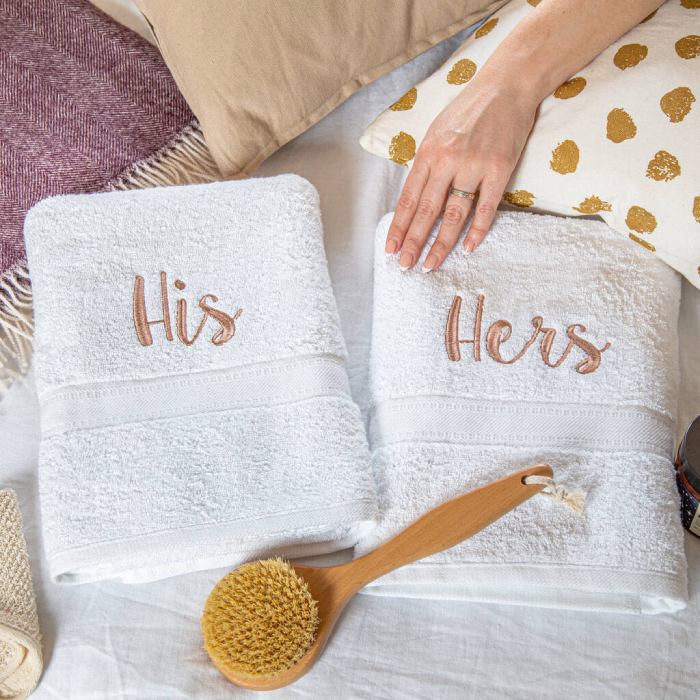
132, 272, 242, 347
445, 294, 610, 374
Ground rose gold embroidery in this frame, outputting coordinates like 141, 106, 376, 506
198, 294, 243, 346
132, 271, 173, 347
472, 294, 483, 362
445, 296, 462, 361
485, 320, 511, 363
444, 294, 610, 373
176, 297, 209, 346
567, 323, 611, 374
133, 273, 241, 348
539, 323, 575, 368
486, 316, 541, 365
445, 294, 484, 362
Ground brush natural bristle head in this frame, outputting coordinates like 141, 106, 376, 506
202, 558, 319, 681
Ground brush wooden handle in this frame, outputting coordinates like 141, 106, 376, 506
342, 463, 553, 593
214, 463, 555, 691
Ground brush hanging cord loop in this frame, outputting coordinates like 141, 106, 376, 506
523, 475, 586, 514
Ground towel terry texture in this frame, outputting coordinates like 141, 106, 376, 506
356, 210, 687, 614
24, 175, 377, 584
0, 490, 42, 699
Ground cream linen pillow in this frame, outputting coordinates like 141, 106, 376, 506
360, 0, 700, 287
134, 0, 508, 178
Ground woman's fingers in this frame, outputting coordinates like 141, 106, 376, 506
385, 160, 430, 255
423, 182, 477, 272
463, 173, 509, 253
398, 172, 452, 270
387, 150, 513, 267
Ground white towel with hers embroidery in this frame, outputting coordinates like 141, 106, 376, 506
357, 210, 687, 614
24, 175, 377, 584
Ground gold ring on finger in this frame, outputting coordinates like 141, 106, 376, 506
449, 187, 476, 200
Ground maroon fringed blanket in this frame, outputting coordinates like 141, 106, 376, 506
0, 0, 195, 383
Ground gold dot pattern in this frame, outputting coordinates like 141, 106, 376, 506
390, 87, 417, 111
574, 196, 612, 214
446, 59, 477, 85
613, 43, 648, 69
550, 140, 580, 174
660, 86, 695, 122
626, 205, 657, 233
646, 150, 682, 181
554, 77, 586, 99
476, 18, 499, 38
629, 233, 656, 252
503, 190, 535, 207
388, 131, 416, 165
364, 0, 700, 287
606, 108, 637, 142
676, 35, 700, 59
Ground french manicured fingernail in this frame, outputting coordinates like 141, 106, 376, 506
399, 251, 414, 270
385, 239, 398, 255
463, 239, 475, 254
421, 254, 438, 273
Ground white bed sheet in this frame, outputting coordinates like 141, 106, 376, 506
4, 7, 700, 698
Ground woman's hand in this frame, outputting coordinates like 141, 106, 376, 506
385, 72, 539, 271
384, 0, 664, 272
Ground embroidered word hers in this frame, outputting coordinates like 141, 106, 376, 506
133, 272, 242, 347
445, 294, 610, 374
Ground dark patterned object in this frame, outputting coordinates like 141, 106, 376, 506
675, 415, 700, 537
676, 470, 700, 535
0, 0, 194, 386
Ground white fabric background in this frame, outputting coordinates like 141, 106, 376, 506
3, 3, 700, 697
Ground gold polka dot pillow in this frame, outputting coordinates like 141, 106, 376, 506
360, 0, 700, 287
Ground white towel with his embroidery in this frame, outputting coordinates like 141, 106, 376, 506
357, 210, 687, 614
24, 175, 377, 584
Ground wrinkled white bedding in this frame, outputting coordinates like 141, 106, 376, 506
3, 3, 700, 697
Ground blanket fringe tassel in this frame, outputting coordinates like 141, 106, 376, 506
0, 264, 33, 394
109, 120, 221, 190
0, 121, 220, 398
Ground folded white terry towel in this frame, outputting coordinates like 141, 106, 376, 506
25, 175, 376, 584
0, 490, 42, 699
357, 210, 687, 614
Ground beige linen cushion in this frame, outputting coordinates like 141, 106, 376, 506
133, 0, 506, 178
360, 0, 700, 288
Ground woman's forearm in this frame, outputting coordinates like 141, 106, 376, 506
385, 0, 666, 271
479, 0, 665, 104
